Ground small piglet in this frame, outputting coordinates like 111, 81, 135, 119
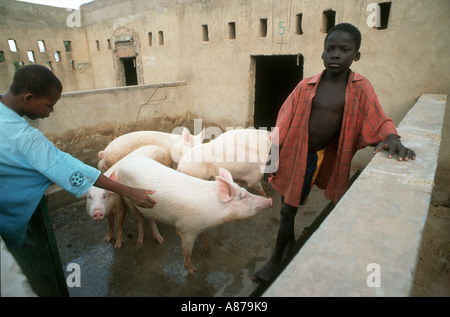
86, 145, 169, 248
114, 155, 273, 274
177, 128, 271, 197
97, 128, 204, 170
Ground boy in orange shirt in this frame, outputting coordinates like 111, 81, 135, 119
253, 23, 415, 284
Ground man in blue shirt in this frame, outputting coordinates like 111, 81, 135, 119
0, 65, 156, 249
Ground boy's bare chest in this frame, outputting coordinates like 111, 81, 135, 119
311, 83, 346, 116
308, 82, 347, 152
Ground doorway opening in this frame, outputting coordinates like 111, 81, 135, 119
121, 57, 138, 86
252, 55, 303, 129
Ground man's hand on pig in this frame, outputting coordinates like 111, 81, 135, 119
126, 188, 157, 209
93, 174, 156, 209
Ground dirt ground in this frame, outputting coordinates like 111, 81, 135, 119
410, 100, 450, 297
410, 191, 450, 296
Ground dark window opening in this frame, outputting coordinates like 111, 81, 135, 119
296, 13, 303, 35
260, 18, 268, 37
253, 55, 304, 129
14, 61, 24, 70
96, 40, 100, 51
107, 39, 111, 50
64, 41, 72, 52
202, 25, 209, 42
0, 51, 4, 62
158, 31, 164, 45
121, 57, 138, 86
321, 9, 336, 33
377, 2, 391, 29
148, 32, 153, 46
228, 22, 236, 39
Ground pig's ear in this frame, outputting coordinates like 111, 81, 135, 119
109, 171, 118, 182
215, 176, 233, 202
218, 168, 233, 183
182, 127, 192, 144
182, 127, 191, 137
199, 128, 205, 141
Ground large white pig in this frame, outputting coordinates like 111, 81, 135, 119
86, 145, 170, 248
97, 128, 204, 170
177, 128, 272, 196
113, 155, 273, 274
213, 128, 271, 153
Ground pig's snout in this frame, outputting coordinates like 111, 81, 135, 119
258, 197, 273, 209
92, 209, 105, 220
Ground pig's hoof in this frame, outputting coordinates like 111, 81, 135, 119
104, 235, 112, 242
184, 261, 197, 274
155, 235, 165, 244
136, 234, 144, 245
188, 267, 197, 275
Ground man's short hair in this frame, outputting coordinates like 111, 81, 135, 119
10, 64, 62, 97
325, 23, 362, 51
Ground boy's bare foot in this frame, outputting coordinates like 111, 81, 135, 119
252, 239, 297, 284
252, 256, 282, 284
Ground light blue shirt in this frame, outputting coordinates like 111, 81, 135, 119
0, 101, 101, 249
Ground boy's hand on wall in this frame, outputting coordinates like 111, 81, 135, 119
374, 134, 416, 161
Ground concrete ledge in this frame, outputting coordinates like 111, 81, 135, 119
263, 94, 448, 297
61, 81, 187, 97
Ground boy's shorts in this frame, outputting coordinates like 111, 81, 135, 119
299, 149, 325, 205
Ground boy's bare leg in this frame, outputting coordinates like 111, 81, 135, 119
252, 202, 298, 284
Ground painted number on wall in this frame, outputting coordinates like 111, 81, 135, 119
278, 20, 286, 36
274, 19, 289, 44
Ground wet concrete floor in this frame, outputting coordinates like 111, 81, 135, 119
49, 183, 332, 297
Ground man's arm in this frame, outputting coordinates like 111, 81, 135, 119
94, 174, 156, 209
373, 134, 416, 161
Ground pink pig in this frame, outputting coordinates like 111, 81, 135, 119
86, 145, 169, 248
97, 128, 204, 171
177, 128, 272, 196
114, 154, 273, 274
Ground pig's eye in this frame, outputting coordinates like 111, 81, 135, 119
102, 193, 107, 199
239, 193, 246, 200
87, 194, 92, 199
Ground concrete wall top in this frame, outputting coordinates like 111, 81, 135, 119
30, 81, 187, 137
263, 94, 447, 297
